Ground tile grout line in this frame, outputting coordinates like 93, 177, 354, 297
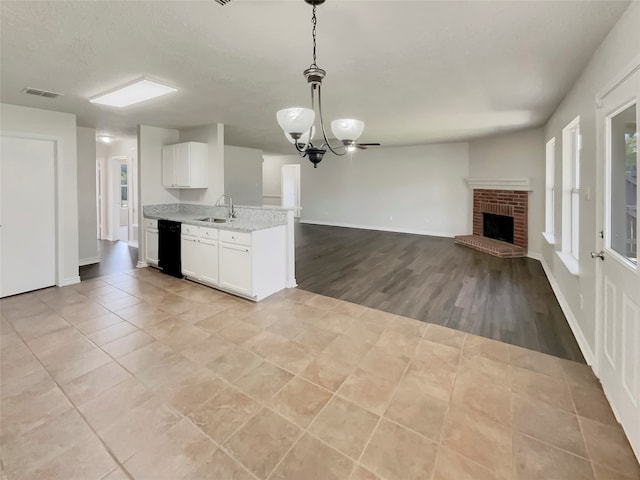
3, 303, 136, 480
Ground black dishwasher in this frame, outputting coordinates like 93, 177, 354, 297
158, 220, 182, 278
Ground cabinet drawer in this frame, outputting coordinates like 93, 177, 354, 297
182, 224, 198, 236
199, 227, 218, 240
219, 230, 251, 246
144, 218, 158, 229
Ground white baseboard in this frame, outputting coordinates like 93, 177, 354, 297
79, 256, 100, 267
533, 253, 595, 366
128, 240, 139, 248
300, 219, 457, 238
136, 261, 149, 268
60, 276, 81, 287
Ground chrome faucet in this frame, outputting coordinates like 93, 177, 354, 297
215, 193, 236, 220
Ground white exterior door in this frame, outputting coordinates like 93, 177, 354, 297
596, 65, 640, 458
1, 136, 56, 297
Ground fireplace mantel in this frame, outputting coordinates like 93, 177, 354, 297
465, 177, 532, 191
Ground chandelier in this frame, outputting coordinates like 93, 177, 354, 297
276, 0, 365, 168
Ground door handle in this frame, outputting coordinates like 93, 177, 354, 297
590, 251, 605, 260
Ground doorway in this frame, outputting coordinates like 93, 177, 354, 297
596, 61, 639, 458
96, 137, 138, 246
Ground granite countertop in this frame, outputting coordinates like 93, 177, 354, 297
143, 204, 287, 232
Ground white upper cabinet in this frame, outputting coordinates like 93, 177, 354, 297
162, 142, 208, 188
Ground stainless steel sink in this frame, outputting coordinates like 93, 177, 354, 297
196, 217, 227, 223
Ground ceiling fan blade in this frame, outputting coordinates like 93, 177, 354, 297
356, 145, 368, 150
357, 143, 381, 147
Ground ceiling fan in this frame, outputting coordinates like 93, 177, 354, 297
355, 142, 381, 150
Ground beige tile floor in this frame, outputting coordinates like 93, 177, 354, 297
1, 267, 639, 480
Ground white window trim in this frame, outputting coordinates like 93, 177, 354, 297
544, 137, 556, 244
557, 251, 580, 276
561, 116, 581, 261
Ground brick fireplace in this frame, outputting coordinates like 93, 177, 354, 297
455, 178, 531, 258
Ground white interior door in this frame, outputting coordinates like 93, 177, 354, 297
281, 164, 300, 217
1, 136, 56, 297
597, 65, 640, 459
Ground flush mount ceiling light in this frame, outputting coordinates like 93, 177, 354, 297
97, 135, 114, 144
90, 78, 176, 108
276, 0, 379, 168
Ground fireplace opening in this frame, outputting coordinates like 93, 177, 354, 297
483, 213, 514, 244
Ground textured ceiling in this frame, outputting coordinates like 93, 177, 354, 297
0, 0, 630, 153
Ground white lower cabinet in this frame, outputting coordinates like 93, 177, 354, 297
181, 226, 218, 286
180, 224, 286, 301
219, 243, 251, 296
180, 234, 199, 278
144, 219, 159, 266
199, 238, 219, 286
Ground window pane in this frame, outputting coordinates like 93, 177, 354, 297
121, 185, 128, 207
121, 164, 127, 186
609, 103, 637, 264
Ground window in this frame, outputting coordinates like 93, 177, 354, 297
561, 116, 581, 264
120, 164, 128, 208
608, 102, 637, 264
544, 138, 556, 243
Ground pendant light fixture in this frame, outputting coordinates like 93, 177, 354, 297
276, 0, 365, 168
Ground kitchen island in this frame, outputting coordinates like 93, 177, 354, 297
141, 203, 297, 301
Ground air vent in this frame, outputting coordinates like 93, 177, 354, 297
214, 0, 232, 5
23, 88, 63, 99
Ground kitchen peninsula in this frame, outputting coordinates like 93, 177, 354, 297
142, 203, 296, 301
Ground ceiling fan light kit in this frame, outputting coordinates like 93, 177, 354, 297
276, 0, 377, 167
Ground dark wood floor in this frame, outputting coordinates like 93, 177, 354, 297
80, 228, 584, 362
295, 223, 585, 363
79, 240, 138, 281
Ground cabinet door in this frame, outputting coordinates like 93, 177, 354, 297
145, 228, 159, 265
162, 145, 176, 187
199, 239, 219, 286
181, 235, 199, 278
175, 143, 191, 187
219, 243, 252, 296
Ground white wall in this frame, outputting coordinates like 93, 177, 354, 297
76, 126, 98, 264
224, 145, 264, 206
0, 103, 79, 285
138, 125, 180, 206
297, 143, 470, 237
263, 154, 296, 206
179, 123, 225, 205
468, 128, 545, 254
541, 2, 640, 363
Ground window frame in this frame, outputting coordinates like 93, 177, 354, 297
120, 163, 128, 208
544, 137, 556, 244
559, 116, 581, 274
